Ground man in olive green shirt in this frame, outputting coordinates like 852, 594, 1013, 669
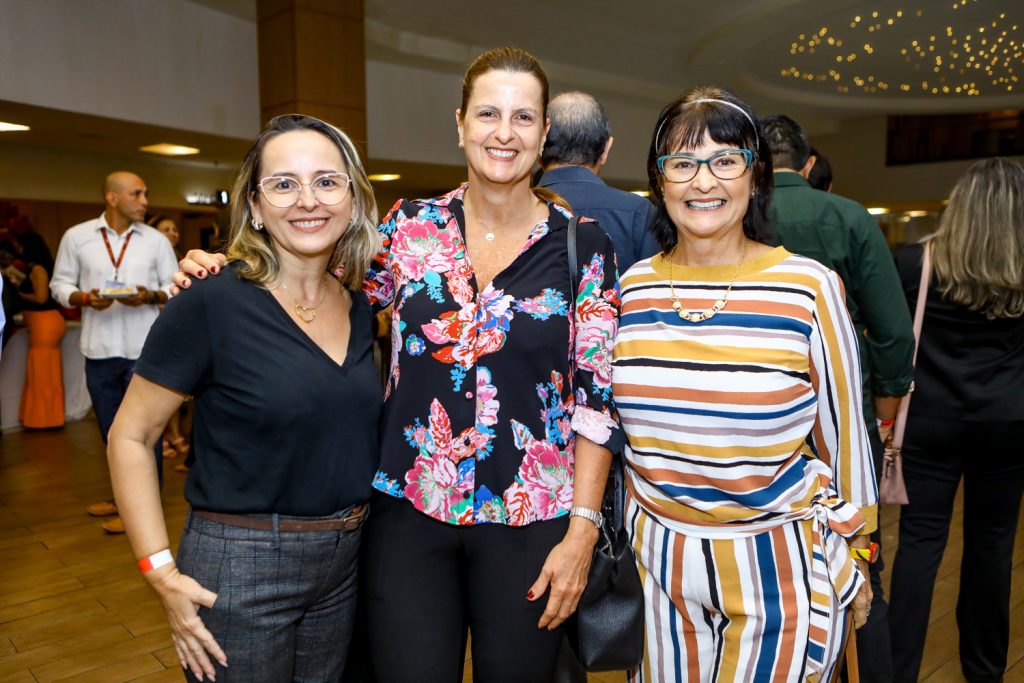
762, 114, 915, 683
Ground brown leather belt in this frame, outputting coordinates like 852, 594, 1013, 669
194, 504, 367, 532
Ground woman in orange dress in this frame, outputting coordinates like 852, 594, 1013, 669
17, 231, 66, 428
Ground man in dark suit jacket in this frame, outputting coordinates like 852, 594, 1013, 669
539, 93, 659, 682
537, 92, 659, 272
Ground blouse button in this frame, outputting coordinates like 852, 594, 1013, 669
465, 391, 474, 400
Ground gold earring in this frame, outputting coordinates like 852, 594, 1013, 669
250, 217, 263, 231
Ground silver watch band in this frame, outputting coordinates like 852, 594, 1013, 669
569, 506, 604, 529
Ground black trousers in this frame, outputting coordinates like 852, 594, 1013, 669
844, 423, 893, 683
85, 357, 162, 488
363, 493, 569, 683
889, 415, 1024, 683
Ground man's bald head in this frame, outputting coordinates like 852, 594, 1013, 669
103, 171, 148, 227
104, 171, 144, 197
541, 91, 612, 170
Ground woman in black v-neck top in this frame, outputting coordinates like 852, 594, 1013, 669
106, 115, 382, 682
888, 158, 1024, 683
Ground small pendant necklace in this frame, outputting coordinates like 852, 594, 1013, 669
464, 190, 534, 241
667, 238, 748, 323
280, 274, 329, 324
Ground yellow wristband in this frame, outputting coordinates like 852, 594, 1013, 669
849, 542, 879, 563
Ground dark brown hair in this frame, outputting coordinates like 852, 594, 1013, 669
646, 86, 773, 252
460, 47, 549, 120
459, 47, 568, 209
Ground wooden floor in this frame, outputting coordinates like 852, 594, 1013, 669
0, 417, 1021, 682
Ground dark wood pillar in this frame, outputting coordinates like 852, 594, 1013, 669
256, 0, 367, 152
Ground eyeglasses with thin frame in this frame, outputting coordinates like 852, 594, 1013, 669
257, 173, 352, 208
656, 149, 754, 183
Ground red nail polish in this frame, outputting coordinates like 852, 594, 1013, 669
527, 590, 534, 600
198, 270, 205, 277
211, 265, 219, 274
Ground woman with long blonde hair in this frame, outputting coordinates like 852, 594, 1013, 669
889, 157, 1024, 683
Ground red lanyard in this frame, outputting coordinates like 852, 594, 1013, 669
101, 228, 134, 279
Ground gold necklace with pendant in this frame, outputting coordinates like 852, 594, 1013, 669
280, 275, 328, 323
667, 238, 748, 323
464, 190, 535, 242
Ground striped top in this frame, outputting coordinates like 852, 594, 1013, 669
613, 247, 877, 539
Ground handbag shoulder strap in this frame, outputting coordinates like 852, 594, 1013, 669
566, 215, 580, 380
567, 216, 579, 301
892, 241, 932, 450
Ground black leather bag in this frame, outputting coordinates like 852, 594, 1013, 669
564, 217, 645, 673
567, 460, 645, 671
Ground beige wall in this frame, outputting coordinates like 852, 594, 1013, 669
811, 115, 1024, 208
0, 0, 259, 138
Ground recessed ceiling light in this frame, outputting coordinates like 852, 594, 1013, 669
0, 121, 30, 132
368, 173, 401, 182
867, 207, 890, 215
630, 190, 650, 198
139, 143, 200, 156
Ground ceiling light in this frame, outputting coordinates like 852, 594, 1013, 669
139, 143, 200, 156
0, 121, 30, 132
783, 5, 1021, 97
867, 207, 890, 215
905, 210, 930, 217
368, 173, 401, 182
630, 190, 650, 198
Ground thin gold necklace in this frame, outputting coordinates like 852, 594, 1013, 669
667, 238, 748, 323
464, 190, 535, 241
280, 274, 329, 323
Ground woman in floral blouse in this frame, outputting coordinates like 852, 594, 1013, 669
176, 47, 621, 681
359, 46, 620, 681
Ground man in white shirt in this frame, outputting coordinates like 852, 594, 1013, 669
50, 171, 178, 533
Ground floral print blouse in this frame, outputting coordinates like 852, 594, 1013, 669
363, 184, 622, 526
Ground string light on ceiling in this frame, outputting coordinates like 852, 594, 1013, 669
779, 1, 1021, 96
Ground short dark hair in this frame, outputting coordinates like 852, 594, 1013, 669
807, 146, 833, 191
646, 86, 773, 253
541, 92, 610, 167
760, 114, 810, 171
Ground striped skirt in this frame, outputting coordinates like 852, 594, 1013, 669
627, 498, 852, 683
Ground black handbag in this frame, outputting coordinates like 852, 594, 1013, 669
567, 460, 645, 671
563, 217, 645, 673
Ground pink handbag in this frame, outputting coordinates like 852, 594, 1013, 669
880, 242, 931, 505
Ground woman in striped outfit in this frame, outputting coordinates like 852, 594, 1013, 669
612, 87, 877, 682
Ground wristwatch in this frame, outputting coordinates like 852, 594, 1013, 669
849, 541, 880, 564
569, 506, 604, 529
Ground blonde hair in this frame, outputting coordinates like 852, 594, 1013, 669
225, 114, 380, 290
931, 157, 1024, 319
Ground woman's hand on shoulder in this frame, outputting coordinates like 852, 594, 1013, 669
170, 250, 227, 296
145, 563, 226, 679
528, 517, 599, 630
